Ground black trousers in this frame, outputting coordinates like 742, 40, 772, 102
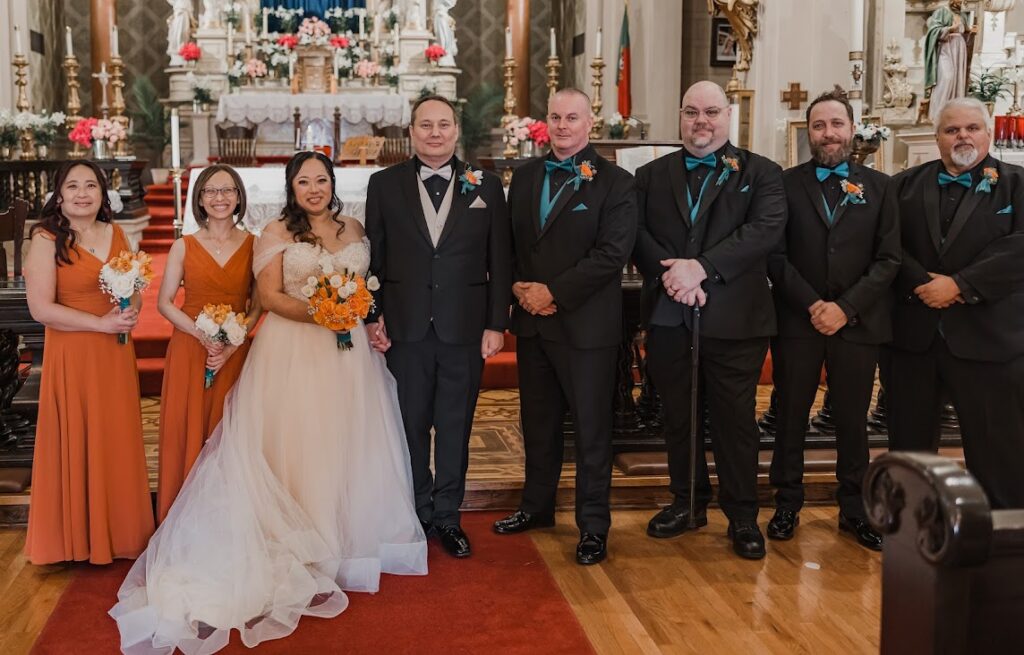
645, 325, 768, 523
887, 337, 1024, 509
769, 336, 877, 518
516, 336, 617, 535
386, 324, 483, 527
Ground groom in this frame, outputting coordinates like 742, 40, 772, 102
365, 95, 513, 558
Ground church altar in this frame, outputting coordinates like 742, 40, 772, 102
217, 90, 409, 130
182, 165, 381, 235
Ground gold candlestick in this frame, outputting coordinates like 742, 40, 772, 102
109, 55, 131, 158
589, 55, 605, 139
545, 56, 561, 100
12, 53, 36, 160
64, 54, 86, 158
171, 167, 185, 239
501, 57, 518, 158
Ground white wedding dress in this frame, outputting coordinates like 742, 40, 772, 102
110, 235, 428, 655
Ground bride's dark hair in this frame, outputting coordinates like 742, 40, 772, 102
280, 151, 345, 245
31, 160, 114, 265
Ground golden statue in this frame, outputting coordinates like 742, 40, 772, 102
707, 0, 759, 73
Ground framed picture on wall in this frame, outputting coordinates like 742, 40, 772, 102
710, 17, 738, 68
787, 120, 810, 168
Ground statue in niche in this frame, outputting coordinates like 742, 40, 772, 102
199, 0, 225, 29
167, 0, 196, 66
707, 0, 759, 73
432, 0, 458, 66
924, 0, 976, 123
883, 40, 915, 109
404, 0, 426, 30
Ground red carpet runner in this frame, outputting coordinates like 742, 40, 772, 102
30, 512, 594, 654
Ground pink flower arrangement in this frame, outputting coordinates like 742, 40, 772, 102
424, 44, 446, 63
92, 118, 127, 144
329, 35, 351, 49
244, 58, 268, 78
354, 60, 380, 79
505, 116, 536, 147
298, 16, 332, 39
69, 117, 98, 147
276, 34, 299, 49
179, 42, 201, 62
527, 120, 549, 146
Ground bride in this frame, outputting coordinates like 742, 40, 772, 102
111, 152, 428, 655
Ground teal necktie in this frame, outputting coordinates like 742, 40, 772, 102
685, 154, 717, 170
815, 161, 849, 181
938, 171, 972, 188
539, 158, 577, 228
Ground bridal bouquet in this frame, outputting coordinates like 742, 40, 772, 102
301, 258, 379, 350
194, 303, 249, 388
99, 250, 154, 344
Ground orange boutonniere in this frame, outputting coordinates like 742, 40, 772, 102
977, 167, 998, 193
717, 156, 740, 186
840, 179, 866, 205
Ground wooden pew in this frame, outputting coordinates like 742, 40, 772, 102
864, 452, 1024, 654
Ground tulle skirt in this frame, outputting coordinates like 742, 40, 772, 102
110, 313, 428, 655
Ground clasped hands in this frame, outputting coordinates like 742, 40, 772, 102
366, 316, 504, 360
196, 329, 237, 374
913, 273, 964, 309
660, 258, 707, 307
513, 281, 557, 316
807, 301, 848, 336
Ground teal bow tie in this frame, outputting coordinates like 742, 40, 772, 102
685, 154, 717, 170
938, 171, 972, 188
815, 161, 849, 181
545, 158, 576, 174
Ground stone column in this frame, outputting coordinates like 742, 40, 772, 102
90, 0, 115, 117
507, 0, 530, 116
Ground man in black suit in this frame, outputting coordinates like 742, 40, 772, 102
491, 88, 636, 565
633, 81, 786, 559
365, 95, 513, 557
887, 96, 1024, 509
766, 87, 899, 549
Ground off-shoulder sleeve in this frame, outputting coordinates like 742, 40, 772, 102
252, 230, 291, 277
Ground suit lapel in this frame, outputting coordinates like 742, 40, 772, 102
436, 159, 469, 249
529, 158, 546, 239
400, 159, 433, 247
538, 148, 598, 240
538, 176, 581, 238
667, 150, 690, 224
800, 162, 832, 229
691, 145, 735, 225
829, 162, 859, 229
941, 160, 993, 255
924, 162, 943, 254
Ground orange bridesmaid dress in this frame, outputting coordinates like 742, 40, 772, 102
25, 224, 155, 565
156, 233, 254, 521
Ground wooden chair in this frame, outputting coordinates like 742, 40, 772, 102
0, 198, 29, 281
338, 136, 386, 167
215, 122, 259, 167
376, 136, 412, 167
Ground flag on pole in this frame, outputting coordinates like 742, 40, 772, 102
616, 4, 632, 118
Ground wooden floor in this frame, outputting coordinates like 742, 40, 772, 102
0, 506, 880, 655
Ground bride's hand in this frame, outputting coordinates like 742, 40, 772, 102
366, 317, 391, 353
205, 344, 237, 374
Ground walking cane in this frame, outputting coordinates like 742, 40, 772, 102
688, 304, 701, 530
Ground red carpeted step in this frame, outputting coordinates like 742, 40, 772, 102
142, 225, 177, 239
141, 239, 175, 254
137, 357, 165, 396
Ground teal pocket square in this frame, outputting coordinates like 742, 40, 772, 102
740, 185, 750, 192
998, 204, 1013, 214
572, 203, 588, 211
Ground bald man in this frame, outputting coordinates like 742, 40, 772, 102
634, 81, 786, 559
887, 97, 1024, 509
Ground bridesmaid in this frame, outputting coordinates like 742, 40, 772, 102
155, 164, 259, 521
24, 160, 154, 565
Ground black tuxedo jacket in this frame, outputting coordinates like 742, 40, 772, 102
507, 145, 637, 350
633, 143, 786, 339
769, 160, 900, 344
890, 155, 1024, 362
364, 157, 512, 345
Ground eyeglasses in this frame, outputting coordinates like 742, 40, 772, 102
680, 106, 728, 121
201, 187, 239, 199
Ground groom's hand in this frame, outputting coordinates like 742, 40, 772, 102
481, 329, 504, 359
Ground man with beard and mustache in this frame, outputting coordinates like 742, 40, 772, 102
633, 81, 786, 559
765, 87, 899, 549
887, 97, 1024, 510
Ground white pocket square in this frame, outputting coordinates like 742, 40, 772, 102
469, 196, 488, 209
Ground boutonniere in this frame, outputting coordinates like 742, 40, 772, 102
571, 159, 596, 190
976, 167, 998, 193
717, 156, 740, 186
459, 167, 484, 195
840, 179, 866, 205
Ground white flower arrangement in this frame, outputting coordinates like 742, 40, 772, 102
854, 122, 892, 142
194, 304, 249, 387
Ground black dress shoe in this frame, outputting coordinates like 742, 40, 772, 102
437, 525, 471, 558
766, 509, 799, 541
647, 504, 708, 538
576, 533, 607, 565
727, 521, 766, 560
839, 513, 883, 551
492, 510, 555, 534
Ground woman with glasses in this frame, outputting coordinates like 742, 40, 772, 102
155, 164, 260, 521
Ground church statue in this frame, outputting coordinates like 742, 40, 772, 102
707, 0, 759, 73
404, 0, 426, 31
167, 0, 196, 66
924, 0, 976, 123
432, 0, 458, 66
199, 0, 225, 30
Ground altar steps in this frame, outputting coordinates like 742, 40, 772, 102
140, 177, 190, 254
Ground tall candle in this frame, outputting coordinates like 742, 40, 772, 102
14, 26, 22, 55
227, 25, 233, 56
288, 56, 294, 79
333, 50, 339, 78
850, 0, 864, 52
505, 27, 512, 58
305, 125, 314, 149
394, 24, 401, 47
374, 16, 381, 45
171, 108, 181, 169
549, 27, 556, 58
729, 101, 740, 144
359, 12, 366, 39
65, 26, 73, 56
111, 25, 119, 57
244, 7, 252, 43
262, 8, 269, 37
595, 28, 602, 58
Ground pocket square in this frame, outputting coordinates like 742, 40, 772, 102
572, 202, 588, 212
740, 184, 750, 192
998, 204, 1013, 214
469, 196, 488, 209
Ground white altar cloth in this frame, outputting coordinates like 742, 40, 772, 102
183, 166, 382, 235
216, 92, 410, 127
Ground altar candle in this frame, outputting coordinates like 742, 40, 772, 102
359, 11, 366, 39
729, 99, 740, 144
374, 16, 381, 45
505, 27, 512, 58
227, 25, 233, 56
111, 25, 119, 57
65, 26, 73, 57
305, 125, 314, 150
288, 56, 294, 79
850, 0, 864, 52
550, 27, 556, 58
171, 108, 181, 169
244, 7, 252, 44
14, 26, 22, 55
333, 50, 339, 79
595, 28, 602, 58
262, 8, 269, 37
394, 24, 401, 47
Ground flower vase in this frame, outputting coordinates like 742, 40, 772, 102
850, 136, 880, 165
0, 146, 11, 159
92, 139, 111, 160
518, 140, 537, 158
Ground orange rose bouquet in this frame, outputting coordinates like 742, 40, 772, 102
194, 303, 249, 388
301, 264, 380, 350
